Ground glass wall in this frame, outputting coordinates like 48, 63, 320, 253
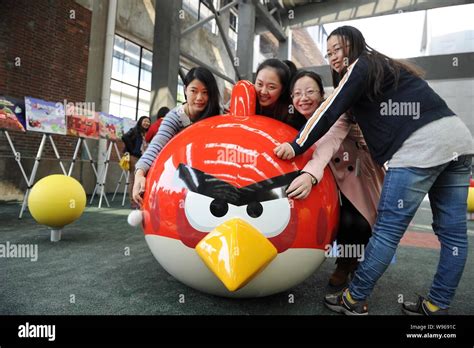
109, 35, 152, 120
290, 3, 474, 68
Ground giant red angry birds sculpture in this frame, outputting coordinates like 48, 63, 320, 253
141, 81, 339, 297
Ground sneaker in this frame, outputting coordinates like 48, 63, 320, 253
402, 295, 449, 315
324, 288, 368, 315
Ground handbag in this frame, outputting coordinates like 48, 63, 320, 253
119, 152, 130, 171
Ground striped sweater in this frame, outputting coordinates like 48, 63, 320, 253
290, 55, 455, 165
135, 105, 191, 174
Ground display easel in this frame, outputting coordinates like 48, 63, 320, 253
90, 140, 128, 208
111, 169, 130, 206
110, 141, 130, 206
2, 130, 31, 215
2, 130, 30, 188
68, 137, 109, 206
18, 133, 68, 219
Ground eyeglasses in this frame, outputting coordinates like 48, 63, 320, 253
325, 47, 343, 59
325, 44, 350, 59
291, 90, 320, 99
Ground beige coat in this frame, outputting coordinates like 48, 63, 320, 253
303, 114, 385, 227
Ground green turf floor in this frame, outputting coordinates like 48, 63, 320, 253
1, 197, 473, 315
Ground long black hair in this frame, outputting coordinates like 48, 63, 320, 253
255, 58, 292, 112
254, 58, 305, 128
283, 59, 298, 80
328, 26, 424, 101
136, 116, 150, 134
183, 67, 221, 119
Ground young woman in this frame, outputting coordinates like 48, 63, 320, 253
122, 115, 151, 208
132, 66, 220, 205
287, 70, 385, 288
254, 58, 306, 130
275, 26, 473, 315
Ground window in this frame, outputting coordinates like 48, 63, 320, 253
177, 79, 185, 105
183, 0, 200, 19
229, 9, 238, 51
229, 8, 238, 31
109, 35, 152, 120
321, 4, 474, 59
183, 0, 218, 34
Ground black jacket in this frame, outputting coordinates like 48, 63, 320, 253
122, 128, 142, 158
290, 55, 454, 165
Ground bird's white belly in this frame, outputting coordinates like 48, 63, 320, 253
145, 234, 326, 298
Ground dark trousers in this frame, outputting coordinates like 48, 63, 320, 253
335, 193, 372, 261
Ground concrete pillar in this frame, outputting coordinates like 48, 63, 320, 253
278, 28, 291, 61
85, 0, 108, 111
83, 0, 109, 192
236, 0, 256, 81
95, 0, 117, 190
150, 0, 182, 116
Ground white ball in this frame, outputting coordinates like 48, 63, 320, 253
127, 209, 143, 227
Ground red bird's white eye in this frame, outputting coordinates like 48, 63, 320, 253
184, 191, 291, 238
245, 198, 290, 238
184, 192, 230, 233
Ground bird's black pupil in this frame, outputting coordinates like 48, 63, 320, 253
247, 202, 263, 218
210, 199, 228, 217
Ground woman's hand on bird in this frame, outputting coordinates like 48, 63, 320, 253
132, 169, 146, 205
274, 142, 295, 160
286, 172, 314, 199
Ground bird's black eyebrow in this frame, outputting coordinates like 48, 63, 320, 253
176, 163, 300, 206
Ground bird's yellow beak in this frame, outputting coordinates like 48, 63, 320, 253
195, 218, 277, 291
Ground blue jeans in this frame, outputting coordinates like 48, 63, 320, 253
349, 155, 472, 309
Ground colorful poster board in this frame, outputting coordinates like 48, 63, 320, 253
122, 117, 137, 134
25, 97, 66, 135
99, 112, 123, 141
66, 105, 100, 139
0, 96, 26, 132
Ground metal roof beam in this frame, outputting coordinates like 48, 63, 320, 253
253, 0, 287, 41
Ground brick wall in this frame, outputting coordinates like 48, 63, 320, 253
0, 0, 91, 159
